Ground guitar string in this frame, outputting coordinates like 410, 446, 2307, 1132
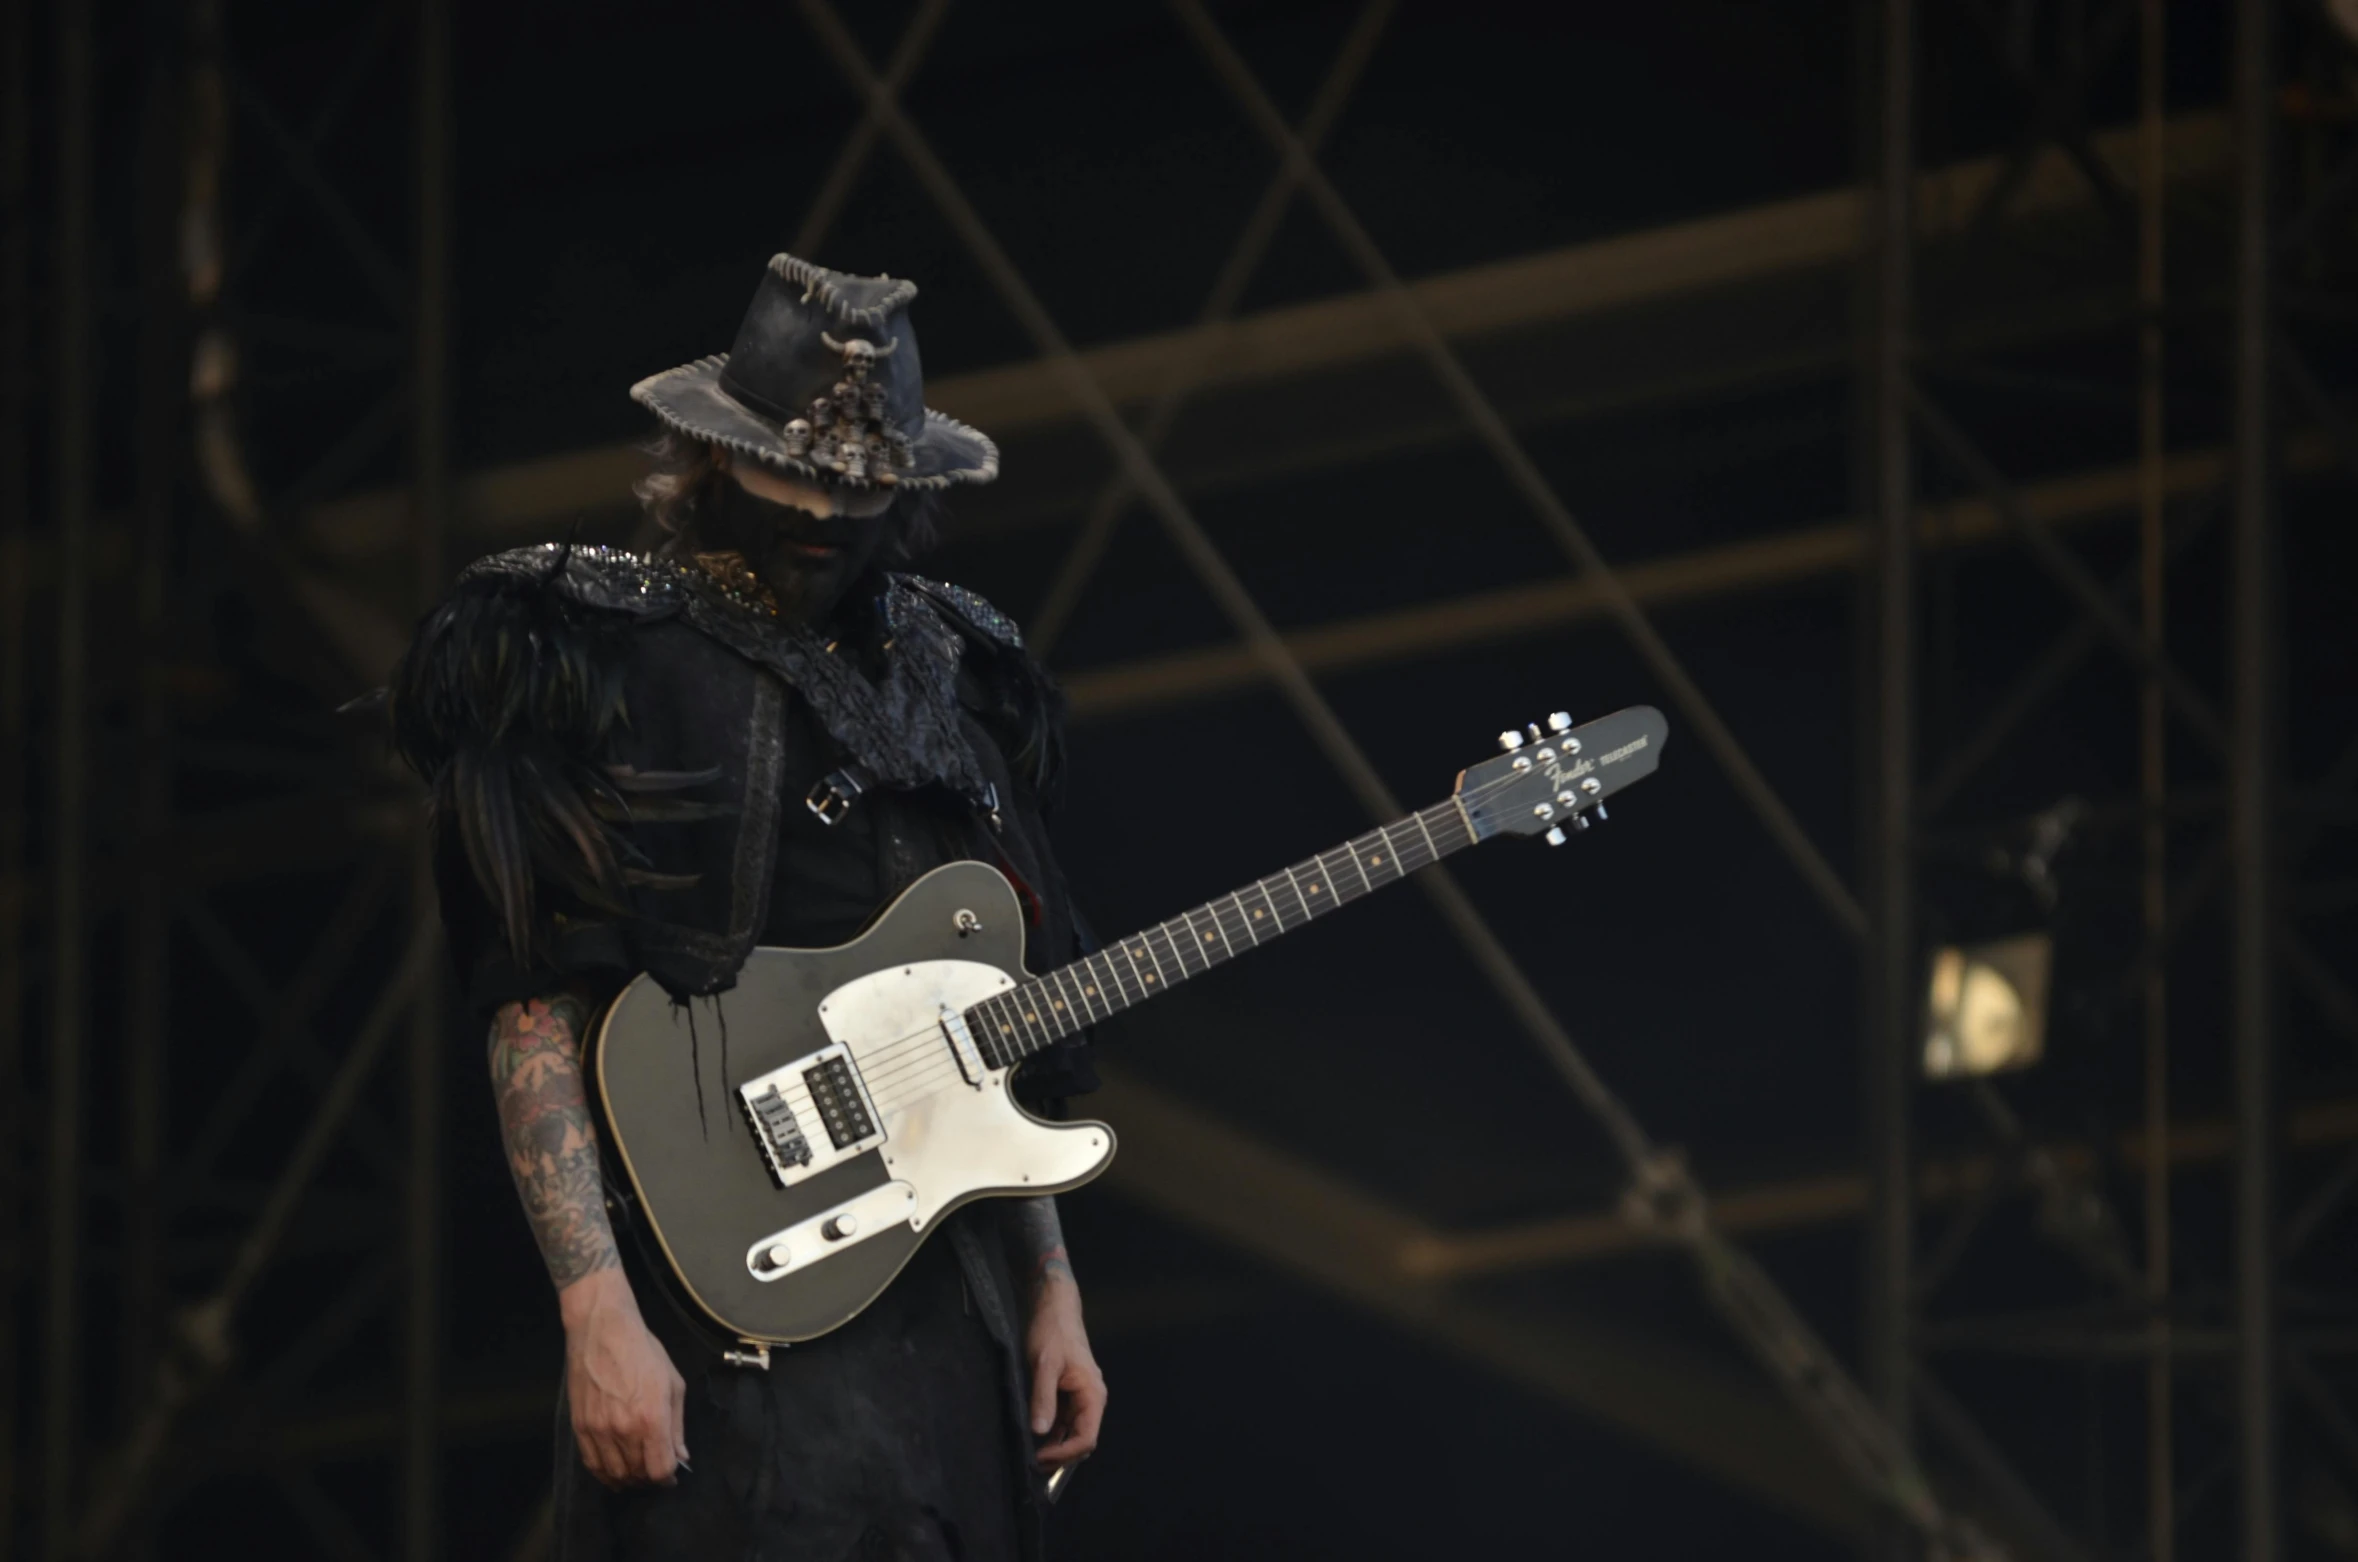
852, 758, 1591, 1114
848, 814, 1469, 1102
727, 754, 1598, 1128
808, 758, 1577, 1114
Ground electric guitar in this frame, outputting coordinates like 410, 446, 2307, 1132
593, 705, 1668, 1356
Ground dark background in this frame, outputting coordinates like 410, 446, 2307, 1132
4, 0, 2357, 1557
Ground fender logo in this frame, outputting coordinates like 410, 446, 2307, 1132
1599, 734, 1650, 765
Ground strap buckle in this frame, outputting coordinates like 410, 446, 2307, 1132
805, 766, 868, 826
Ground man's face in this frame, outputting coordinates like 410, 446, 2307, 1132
710, 457, 893, 625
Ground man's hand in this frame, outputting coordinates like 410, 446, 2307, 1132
560, 1267, 688, 1488
1026, 1264, 1106, 1469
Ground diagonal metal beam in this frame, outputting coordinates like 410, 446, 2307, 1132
789, 0, 951, 261
1909, 388, 2226, 754
76, 920, 435, 1558
1091, 1068, 1867, 1536
1165, 0, 1865, 940
798, 10, 1988, 1548
1028, 0, 1395, 656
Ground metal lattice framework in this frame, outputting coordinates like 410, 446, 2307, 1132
5, 1, 2353, 1557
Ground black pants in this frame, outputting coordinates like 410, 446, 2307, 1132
552, 1230, 1028, 1562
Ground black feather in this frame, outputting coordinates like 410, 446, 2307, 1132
387, 552, 640, 966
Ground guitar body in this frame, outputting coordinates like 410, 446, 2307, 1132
592, 861, 1117, 1345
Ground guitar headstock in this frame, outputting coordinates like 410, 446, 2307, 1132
1454, 706, 1669, 845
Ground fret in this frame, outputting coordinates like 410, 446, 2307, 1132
1339, 839, 1375, 897
1041, 969, 1082, 1036
1113, 936, 1156, 1001
971, 995, 1018, 1071
1155, 918, 1202, 978
1070, 958, 1114, 1022
1290, 862, 1332, 915
1226, 891, 1263, 947
1101, 948, 1144, 1009
1189, 904, 1234, 966
1010, 986, 1053, 1054
996, 791, 1495, 1056
1269, 869, 1309, 928
1409, 807, 1441, 865
1137, 925, 1179, 988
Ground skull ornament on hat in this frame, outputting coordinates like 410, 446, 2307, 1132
630, 253, 998, 492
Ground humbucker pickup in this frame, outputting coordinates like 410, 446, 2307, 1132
804, 1054, 877, 1148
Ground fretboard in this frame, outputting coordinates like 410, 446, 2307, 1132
966, 795, 1477, 1068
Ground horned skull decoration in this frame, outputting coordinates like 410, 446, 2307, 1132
777, 331, 914, 484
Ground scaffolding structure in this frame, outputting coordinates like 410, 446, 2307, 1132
1, 1, 2351, 1558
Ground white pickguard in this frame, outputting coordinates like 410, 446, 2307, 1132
739, 959, 1115, 1280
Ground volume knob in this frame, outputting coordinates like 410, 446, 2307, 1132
822, 1214, 859, 1242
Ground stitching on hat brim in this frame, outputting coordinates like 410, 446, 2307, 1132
767, 253, 918, 328
629, 359, 997, 491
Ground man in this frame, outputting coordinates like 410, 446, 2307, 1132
390, 253, 1105, 1560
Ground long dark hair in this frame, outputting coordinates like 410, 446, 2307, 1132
634, 428, 943, 561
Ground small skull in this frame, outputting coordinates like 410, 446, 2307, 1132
837, 337, 878, 372
808, 395, 832, 423
782, 418, 812, 455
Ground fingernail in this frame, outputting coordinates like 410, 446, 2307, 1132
1033, 1417, 1049, 1434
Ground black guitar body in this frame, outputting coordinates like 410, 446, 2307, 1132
592, 861, 1117, 1346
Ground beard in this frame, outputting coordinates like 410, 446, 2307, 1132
701, 473, 893, 628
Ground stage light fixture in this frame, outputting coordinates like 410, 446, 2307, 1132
1921, 933, 2052, 1081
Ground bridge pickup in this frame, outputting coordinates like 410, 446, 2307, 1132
803, 1054, 878, 1150
738, 1084, 812, 1186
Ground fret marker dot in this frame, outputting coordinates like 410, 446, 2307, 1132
1024, 1012, 1037, 1022
1086, 985, 1098, 996
1372, 855, 1384, 865
999, 1025, 1012, 1035
1144, 973, 1157, 983
1310, 883, 1323, 894
1052, 1000, 1064, 1010
1203, 932, 1216, 943
1253, 909, 1265, 919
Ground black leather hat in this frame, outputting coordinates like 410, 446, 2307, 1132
630, 253, 998, 491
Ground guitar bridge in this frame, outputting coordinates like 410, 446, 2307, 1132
734, 1042, 885, 1189
738, 1084, 812, 1186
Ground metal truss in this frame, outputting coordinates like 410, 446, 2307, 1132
3, 1, 465, 1557
12, 1, 2351, 1557
1864, 2, 2358, 1559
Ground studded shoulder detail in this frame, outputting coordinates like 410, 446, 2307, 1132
895, 576, 1025, 652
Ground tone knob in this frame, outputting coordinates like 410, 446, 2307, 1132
1547, 711, 1573, 732
822, 1214, 859, 1242
761, 1242, 791, 1270
1497, 730, 1525, 752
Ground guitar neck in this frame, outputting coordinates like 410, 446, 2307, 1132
968, 795, 1478, 1067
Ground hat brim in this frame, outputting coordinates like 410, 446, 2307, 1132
629, 355, 999, 490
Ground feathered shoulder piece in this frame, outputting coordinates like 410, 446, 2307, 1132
388, 544, 688, 965
896, 575, 1069, 805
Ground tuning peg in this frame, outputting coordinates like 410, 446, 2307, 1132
1527, 722, 1544, 742
1594, 803, 1608, 822
1544, 825, 1567, 847
1497, 730, 1525, 752
1547, 711, 1573, 733
1572, 813, 1590, 832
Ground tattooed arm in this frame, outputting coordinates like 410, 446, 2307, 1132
1007, 1196, 1104, 1468
489, 994, 686, 1488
